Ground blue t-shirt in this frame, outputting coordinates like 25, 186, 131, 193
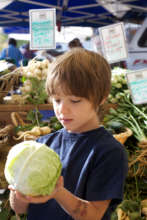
28, 127, 128, 220
0, 44, 23, 67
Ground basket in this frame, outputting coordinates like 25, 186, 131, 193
113, 128, 133, 144
0, 68, 21, 103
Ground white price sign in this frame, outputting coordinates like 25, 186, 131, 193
99, 22, 128, 63
126, 69, 147, 105
29, 8, 56, 50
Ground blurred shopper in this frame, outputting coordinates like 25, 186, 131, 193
68, 38, 83, 49
0, 38, 23, 67
23, 43, 35, 60
21, 43, 36, 65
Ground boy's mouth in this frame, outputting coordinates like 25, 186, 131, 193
61, 118, 73, 124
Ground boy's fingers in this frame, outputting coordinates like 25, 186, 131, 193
8, 186, 28, 202
8, 176, 64, 204
15, 191, 30, 203
15, 191, 52, 203
56, 176, 64, 189
26, 195, 52, 203
8, 185, 15, 191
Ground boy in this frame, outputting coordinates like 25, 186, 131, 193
9, 48, 128, 220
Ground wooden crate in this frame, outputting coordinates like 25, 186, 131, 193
0, 104, 53, 125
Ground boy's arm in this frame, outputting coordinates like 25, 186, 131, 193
15, 187, 110, 220
54, 187, 111, 220
9, 190, 29, 214
17, 177, 110, 220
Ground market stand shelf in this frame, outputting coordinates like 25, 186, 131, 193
0, 104, 53, 124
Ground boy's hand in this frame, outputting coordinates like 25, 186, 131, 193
8, 176, 64, 204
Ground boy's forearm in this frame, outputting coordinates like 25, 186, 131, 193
9, 191, 29, 214
54, 187, 101, 220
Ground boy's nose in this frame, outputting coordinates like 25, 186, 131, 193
59, 102, 69, 114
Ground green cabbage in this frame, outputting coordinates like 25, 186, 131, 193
4, 141, 62, 196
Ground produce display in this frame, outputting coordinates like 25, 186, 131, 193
1, 58, 51, 105
13, 125, 51, 141
0, 64, 146, 220
19, 59, 48, 103
111, 199, 147, 220
0, 57, 59, 220
21, 59, 49, 80
0, 68, 20, 104
17, 58, 51, 105
4, 141, 62, 196
102, 67, 147, 220
11, 112, 52, 141
0, 124, 14, 145
0, 60, 16, 76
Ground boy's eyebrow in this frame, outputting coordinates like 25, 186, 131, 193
70, 96, 82, 99
51, 94, 59, 97
52, 94, 82, 98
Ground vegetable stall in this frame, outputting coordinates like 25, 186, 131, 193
0, 57, 62, 219
102, 68, 147, 220
0, 62, 147, 219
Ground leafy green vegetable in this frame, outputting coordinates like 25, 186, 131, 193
118, 200, 140, 213
4, 141, 62, 196
24, 77, 48, 104
110, 211, 118, 220
104, 94, 147, 142
0, 208, 9, 220
49, 116, 63, 132
104, 121, 125, 134
26, 109, 43, 126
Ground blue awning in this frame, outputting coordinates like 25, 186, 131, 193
0, 0, 146, 33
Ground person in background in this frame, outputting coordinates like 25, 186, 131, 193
9, 48, 128, 220
21, 43, 36, 66
0, 38, 23, 67
68, 38, 83, 49
23, 43, 35, 60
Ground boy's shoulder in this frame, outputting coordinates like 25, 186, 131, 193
36, 128, 64, 144
92, 127, 126, 155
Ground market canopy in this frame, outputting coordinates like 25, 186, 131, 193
0, 0, 147, 33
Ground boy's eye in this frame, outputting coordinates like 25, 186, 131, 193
53, 98, 60, 103
71, 99, 81, 103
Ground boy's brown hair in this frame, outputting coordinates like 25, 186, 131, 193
46, 48, 111, 109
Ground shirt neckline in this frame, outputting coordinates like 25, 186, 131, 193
63, 126, 105, 138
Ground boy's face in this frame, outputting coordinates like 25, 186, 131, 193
51, 90, 99, 133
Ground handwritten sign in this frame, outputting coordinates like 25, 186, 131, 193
99, 22, 128, 63
126, 69, 147, 105
29, 9, 56, 50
